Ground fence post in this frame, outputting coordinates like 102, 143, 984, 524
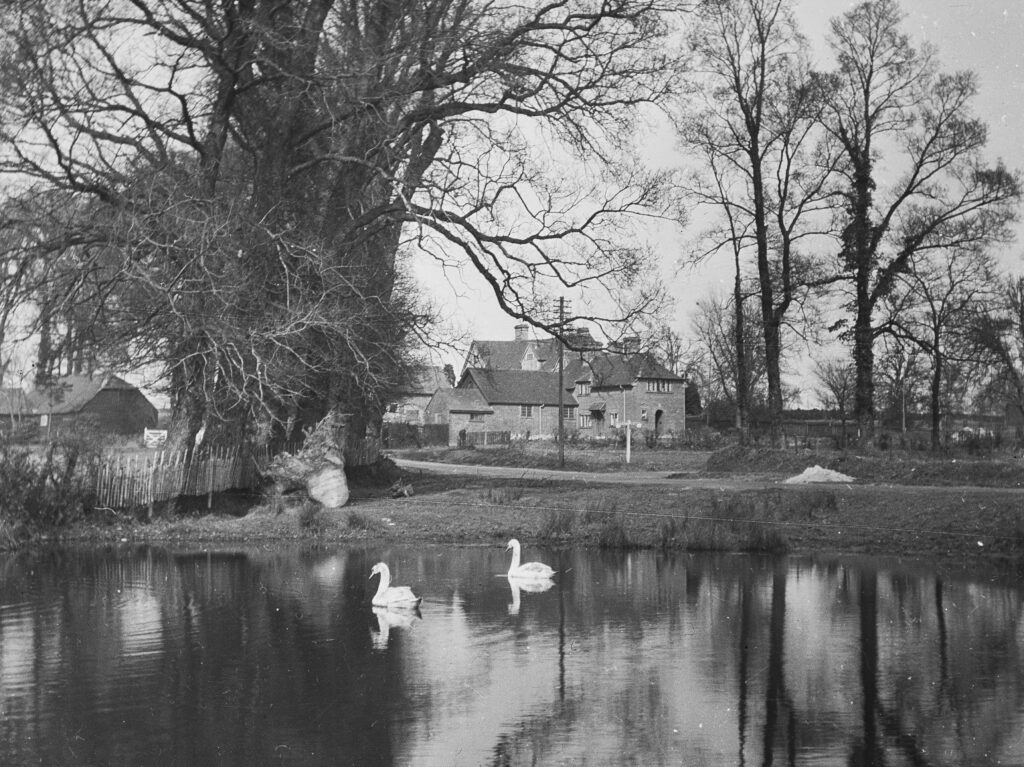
207, 448, 215, 509
147, 453, 159, 520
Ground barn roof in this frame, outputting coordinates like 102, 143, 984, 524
28, 374, 146, 415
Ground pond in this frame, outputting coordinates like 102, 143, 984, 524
0, 543, 1021, 766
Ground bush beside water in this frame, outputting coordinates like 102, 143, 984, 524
0, 435, 97, 545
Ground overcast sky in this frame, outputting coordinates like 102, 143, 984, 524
420, 1, 1024, 377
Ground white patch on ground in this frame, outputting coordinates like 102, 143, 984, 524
784, 465, 855, 484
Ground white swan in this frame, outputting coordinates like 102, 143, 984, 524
369, 562, 422, 607
505, 538, 555, 580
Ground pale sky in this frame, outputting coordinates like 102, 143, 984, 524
420, 0, 1024, 381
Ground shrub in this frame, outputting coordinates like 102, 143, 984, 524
484, 483, 525, 504
297, 501, 326, 533
538, 507, 576, 539
657, 517, 684, 548
0, 434, 96, 539
580, 496, 619, 525
597, 513, 632, 548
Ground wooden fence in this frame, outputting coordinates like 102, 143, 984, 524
93, 437, 383, 513
94, 446, 264, 514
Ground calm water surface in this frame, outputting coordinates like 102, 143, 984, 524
0, 543, 1021, 766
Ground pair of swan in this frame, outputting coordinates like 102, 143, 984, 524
369, 538, 555, 607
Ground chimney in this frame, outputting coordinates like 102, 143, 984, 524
514, 323, 529, 341
623, 335, 641, 353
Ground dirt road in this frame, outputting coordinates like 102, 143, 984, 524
392, 457, 1024, 497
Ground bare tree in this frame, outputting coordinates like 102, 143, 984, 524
813, 356, 855, 416
0, 0, 685, 443
969, 277, 1024, 433
811, 354, 855, 446
818, 0, 1020, 442
873, 334, 925, 434
690, 292, 767, 427
679, 0, 838, 444
884, 245, 998, 449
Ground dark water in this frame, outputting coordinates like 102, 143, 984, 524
0, 544, 1021, 766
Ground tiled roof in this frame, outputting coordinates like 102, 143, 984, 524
461, 368, 578, 407
440, 385, 491, 409
564, 353, 683, 388
468, 330, 601, 373
28, 374, 141, 414
468, 339, 562, 370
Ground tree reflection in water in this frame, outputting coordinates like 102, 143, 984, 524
0, 546, 1021, 765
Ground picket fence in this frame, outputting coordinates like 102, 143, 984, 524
93, 438, 382, 513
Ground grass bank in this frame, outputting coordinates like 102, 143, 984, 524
57, 462, 1024, 564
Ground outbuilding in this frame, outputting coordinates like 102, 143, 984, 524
28, 374, 159, 436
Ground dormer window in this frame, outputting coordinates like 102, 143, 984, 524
576, 381, 591, 396
522, 349, 537, 370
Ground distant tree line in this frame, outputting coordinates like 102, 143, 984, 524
673, 0, 1020, 450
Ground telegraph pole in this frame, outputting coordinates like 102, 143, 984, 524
558, 296, 565, 468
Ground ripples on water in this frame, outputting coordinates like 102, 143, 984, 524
0, 545, 1021, 766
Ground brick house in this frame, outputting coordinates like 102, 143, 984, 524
460, 326, 690, 440
565, 353, 686, 438
427, 368, 578, 445
27, 374, 158, 436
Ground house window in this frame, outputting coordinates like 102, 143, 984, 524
579, 413, 592, 428
646, 380, 672, 393
640, 408, 648, 420
469, 413, 485, 422
563, 405, 575, 420
610, 412, 619, 426
576, 381, 591, 396
520, 404, 533, 417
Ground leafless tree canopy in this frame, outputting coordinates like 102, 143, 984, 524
679, 0, 840, 439
819, 0, 1020, 438
0, 0, 682, 442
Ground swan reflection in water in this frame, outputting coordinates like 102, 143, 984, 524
507, 576, 554, 615
371, 605, 422, 650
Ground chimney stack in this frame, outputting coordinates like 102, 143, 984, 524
514, 323, 529, 340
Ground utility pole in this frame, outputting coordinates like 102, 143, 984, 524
682, 373, 687, 438
558, 296, 566, 468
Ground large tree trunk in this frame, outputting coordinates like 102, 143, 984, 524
848, 155, 877, 445
751, 151, 784, 446
733, 252, 749, 443
853, 297, 875, 444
